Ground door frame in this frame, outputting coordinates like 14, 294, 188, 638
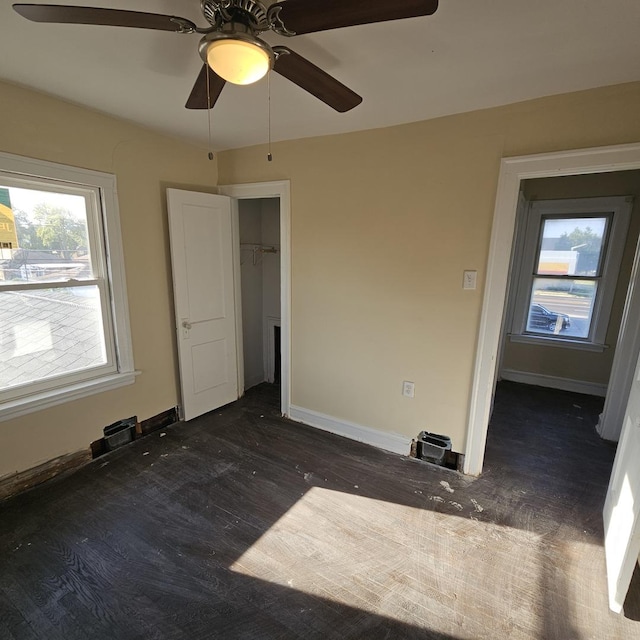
464, 142, 640, 476
218, 180, 291, 417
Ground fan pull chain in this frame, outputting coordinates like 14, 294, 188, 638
206, 65, 214, 161
267, 70, 273, 162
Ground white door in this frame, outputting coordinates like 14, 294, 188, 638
604, 347, 640, 612
167, 188, 238, 421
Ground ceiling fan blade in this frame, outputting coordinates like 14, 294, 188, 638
273, 47, 361, 113
269, 0, 438, 36
185, 65, 226, 110
12, 4, 197, 32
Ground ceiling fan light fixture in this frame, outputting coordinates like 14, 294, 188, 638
206, 36, 272, 85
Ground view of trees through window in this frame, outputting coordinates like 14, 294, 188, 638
15, 204, 87, 251
0, 186, 92, 282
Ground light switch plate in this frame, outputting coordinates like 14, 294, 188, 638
463, 270, 477, 290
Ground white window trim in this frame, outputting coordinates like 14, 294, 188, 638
508, 196, 632, 351
0, 152, 136, 422
508, 334, 610, 352
1, 372, 139, 423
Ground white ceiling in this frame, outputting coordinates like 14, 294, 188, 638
1, 1, 639, 151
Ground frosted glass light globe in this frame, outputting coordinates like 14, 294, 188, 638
207, 39, 270, 85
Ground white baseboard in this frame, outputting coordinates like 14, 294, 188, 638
500, 368, 608, 397
288, 405, 411, 456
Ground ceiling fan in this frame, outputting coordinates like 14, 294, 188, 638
12, 1, 439, 113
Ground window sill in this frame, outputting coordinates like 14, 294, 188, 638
508, 333, 608, 352
0, 371, 140, 423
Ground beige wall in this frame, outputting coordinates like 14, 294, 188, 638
2, 80, 640, 477
0, 81, 217, 478
502, 171, 640, 384
218, 82, 640, 452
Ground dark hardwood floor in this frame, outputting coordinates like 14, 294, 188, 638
1, 381, 639, 639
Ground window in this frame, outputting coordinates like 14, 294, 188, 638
0, 153, 135, 420
509, 196, 632, 351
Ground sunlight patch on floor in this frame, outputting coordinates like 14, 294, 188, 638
228, 486, 587, 637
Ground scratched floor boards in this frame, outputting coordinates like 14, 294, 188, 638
1, 381, 639, 639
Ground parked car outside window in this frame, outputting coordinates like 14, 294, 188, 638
528, 303, 571, 332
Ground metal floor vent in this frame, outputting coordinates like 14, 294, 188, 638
103, 418, 137, 452
413, 430, 461, 470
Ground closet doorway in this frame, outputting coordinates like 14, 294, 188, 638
219, 180, 291, 416
238, 198, 281, 390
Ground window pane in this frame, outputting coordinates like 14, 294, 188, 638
0, 186, 93, 284
526, 277, 596, 339
0, 286, 107, 391
536, 217, 607, 276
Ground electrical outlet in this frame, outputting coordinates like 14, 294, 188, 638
402, 381, 415, 398
463, 270, 477, 290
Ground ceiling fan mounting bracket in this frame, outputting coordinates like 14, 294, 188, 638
201, 0, 269, 33
272, 45, 291, 61
267, 5, 296, 37
169, 17, 199, 35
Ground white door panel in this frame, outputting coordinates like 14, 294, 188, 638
183, 205, 227, 322
604, 349, 640, 612
167, 189, 238, 421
